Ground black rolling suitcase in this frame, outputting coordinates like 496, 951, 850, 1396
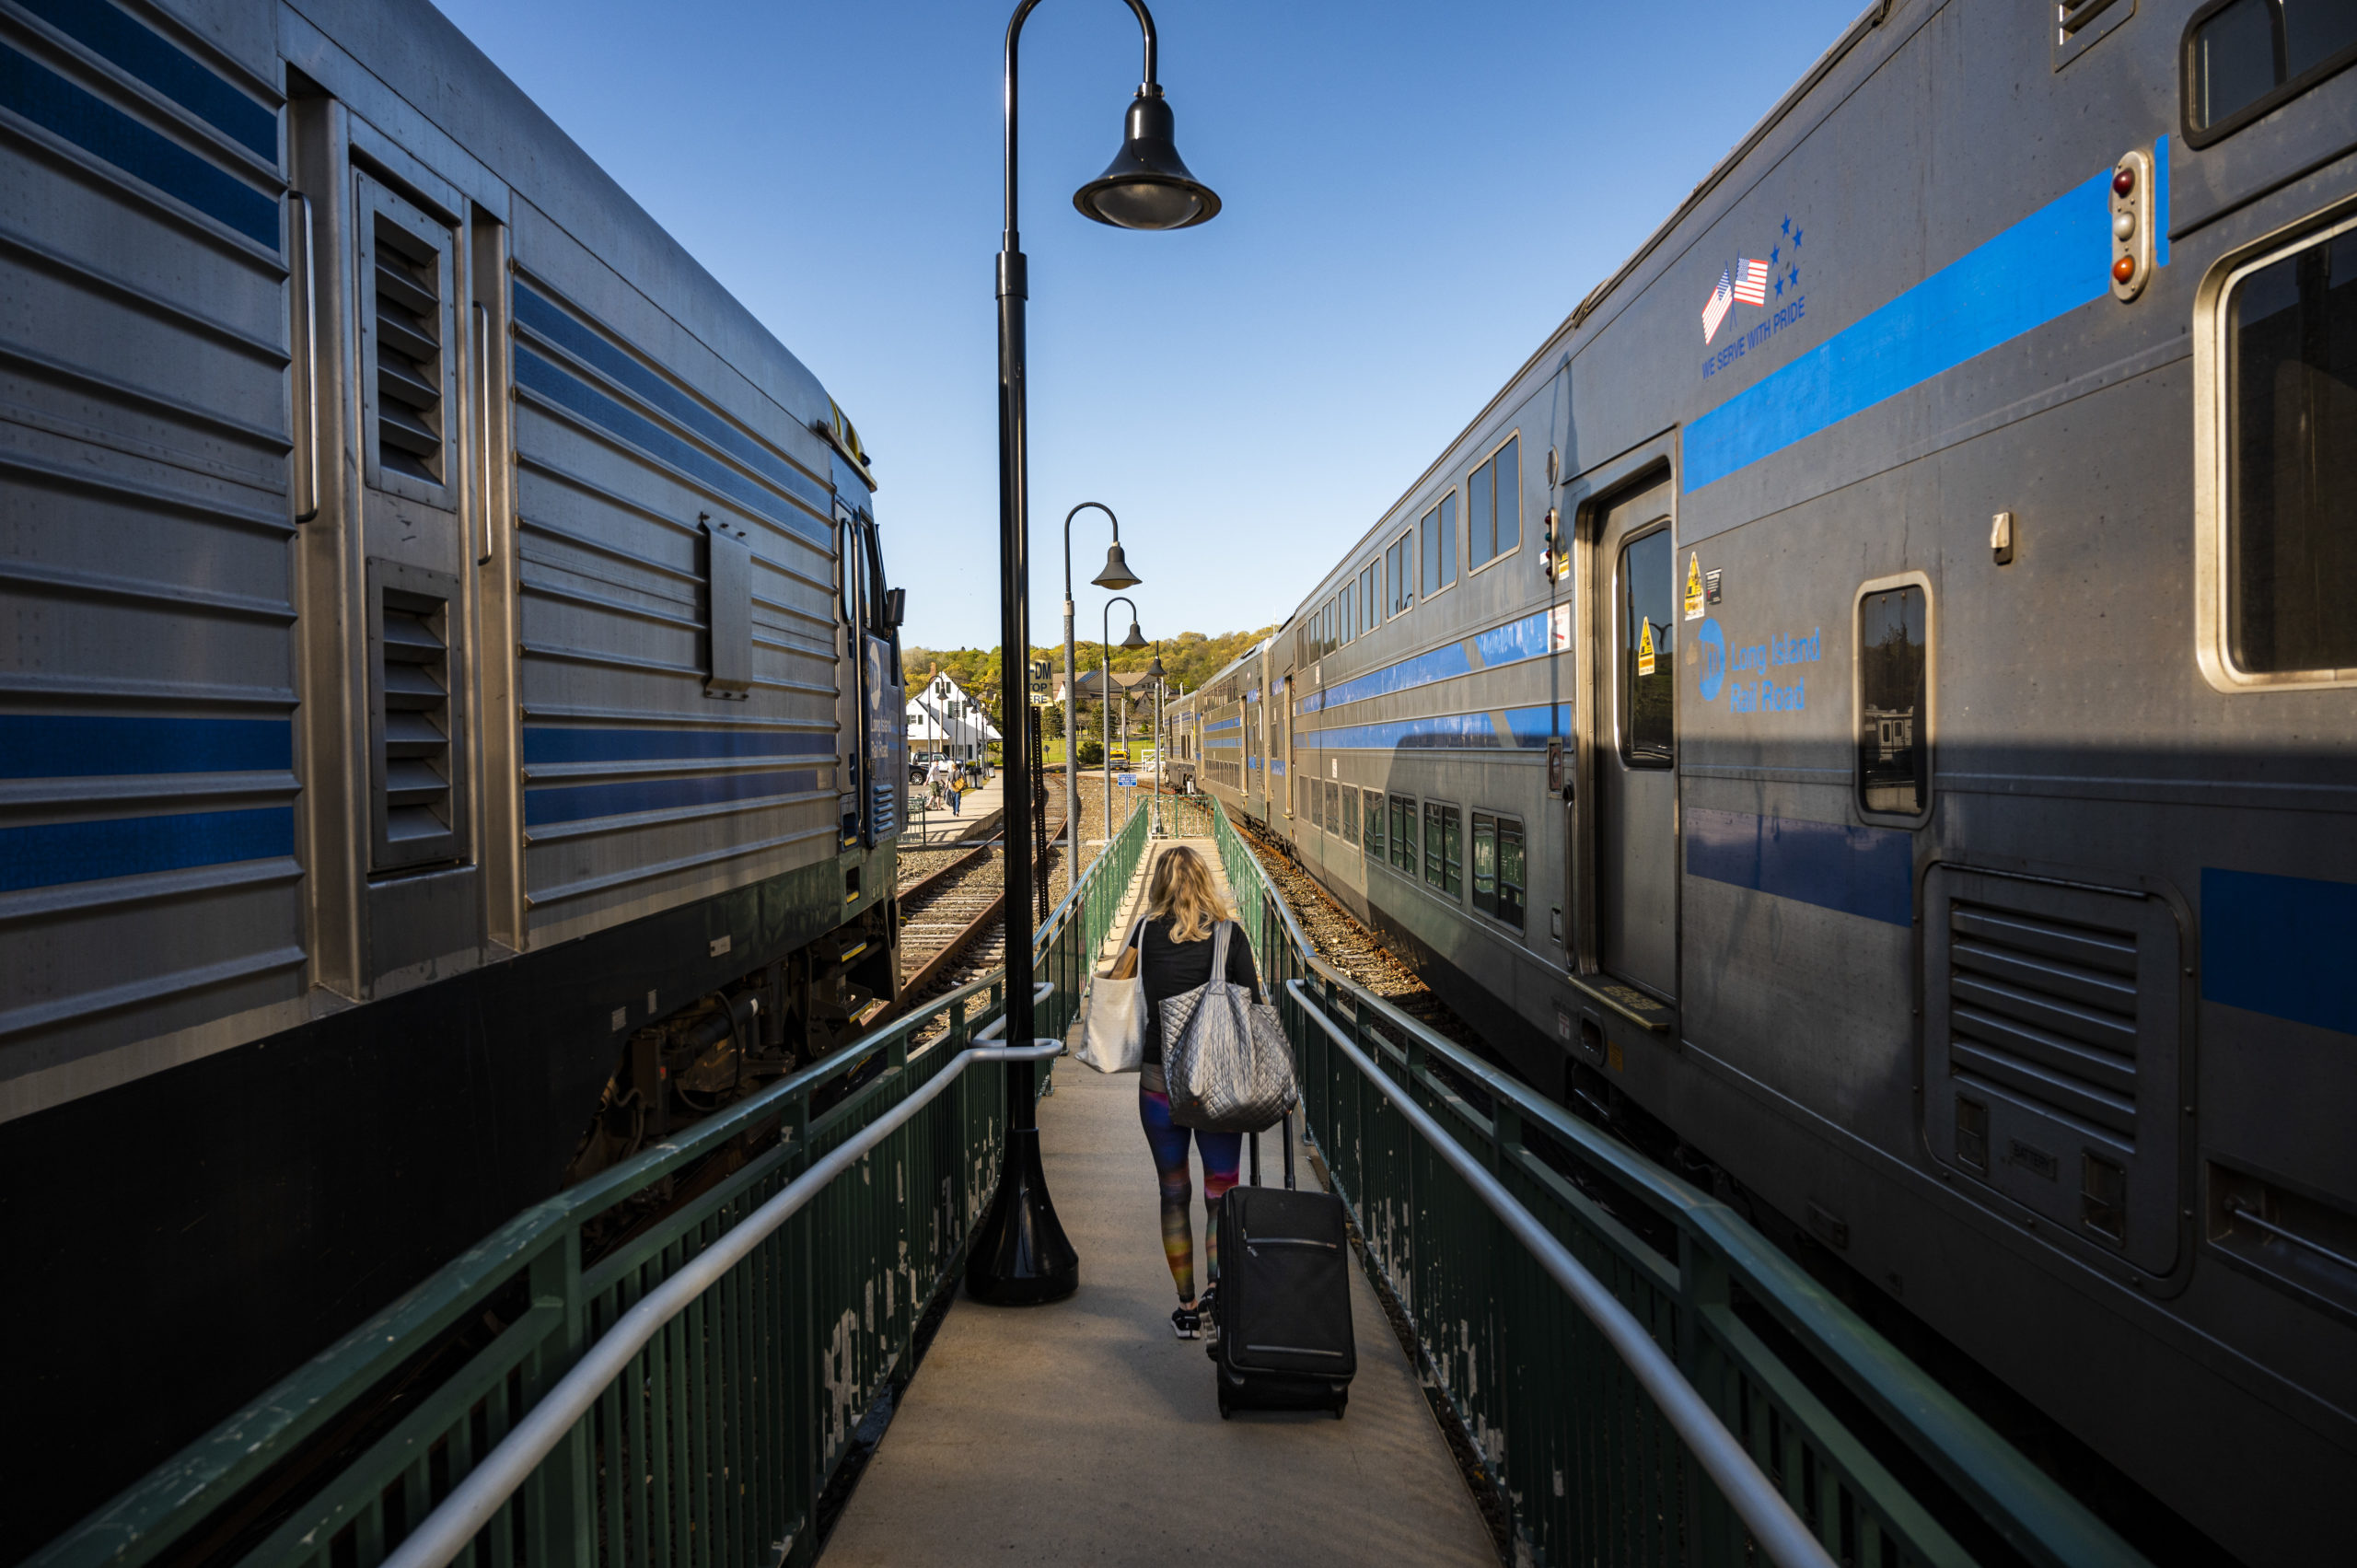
1210, 1110, 1355, 1418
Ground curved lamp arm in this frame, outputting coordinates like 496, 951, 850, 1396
1004, 0, 1160, 243
1064, 500, 1120, 599
1101, 593, 1141, 667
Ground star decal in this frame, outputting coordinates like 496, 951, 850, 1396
1790, 267, 1800, 288
1781, 215, 1791, 236
1792, 226, 1804, 249
1771, 245, 1781, 266
1774, 276, 1783, 297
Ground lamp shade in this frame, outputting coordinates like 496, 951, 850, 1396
1145, 653, 1166, 679
1091, 541, 1142, 590
1074, 90, 1221, 231
1120, 621, 1149, 650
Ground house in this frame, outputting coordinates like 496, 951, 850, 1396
906, 670, 1001, 762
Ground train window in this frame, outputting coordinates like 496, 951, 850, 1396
1857, 586, 1929, 814
1387, 530, 1414, 617
1469, 435, 1521, 570
2223, 224, 2357, 677
1472, 812, 1526, 929
1363, 788, 1384, 859
2184, 0, 2357, 145
1388, 793, 1417, 872
1341, 786, 1360, 846
1360, 563, 1377, 636
1619, 530, 1675, 766
1422, 494, 1457, 598
1325, 780, 1342, 834
1422, 801, 1462, 897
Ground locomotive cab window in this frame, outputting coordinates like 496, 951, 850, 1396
2220, 220, 2357, 679
1857, 583, 1930, 817
1619, 529, 1674, 766
2185, 0, 2357, 144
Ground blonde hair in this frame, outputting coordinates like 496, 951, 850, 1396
1145, 845, 1226, 943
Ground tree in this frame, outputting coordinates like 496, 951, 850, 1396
1039, 703, 1063, 739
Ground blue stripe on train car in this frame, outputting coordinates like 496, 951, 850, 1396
1298, 703, 1568, 751
1686, 146, 2169, 493
520, 726, 832, 764
16, 0, 277, 158
0, 714, 292, 777
523, 768, 826, 827
512, 285, 832, 514
2201, 867, 2357, 1036
1684, 807, 1911, 926
1296, 610, 1554, 718
0, 806, 294, 891
514, 345, 826, 543
0, 43, 278, 249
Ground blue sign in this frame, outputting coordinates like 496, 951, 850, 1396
1116, 773, 1137, 786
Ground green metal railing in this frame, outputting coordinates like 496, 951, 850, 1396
1212, 799, 2149, 1568
39, 804, 1151, 1568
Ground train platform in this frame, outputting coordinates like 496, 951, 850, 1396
822, 830, 1497, 1568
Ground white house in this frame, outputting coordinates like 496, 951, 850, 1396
906, 670, 1000, 762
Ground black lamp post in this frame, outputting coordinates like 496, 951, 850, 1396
968, 0, 1221, 1307
1101, 595, 1147, 844
1064, 502, 1137, 893
1145, 646, 1167, 831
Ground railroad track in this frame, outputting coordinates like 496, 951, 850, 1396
876, 807, 1066, 1028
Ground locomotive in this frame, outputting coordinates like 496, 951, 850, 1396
1172, 4, 2355, 1562
0, 0, 905, 1551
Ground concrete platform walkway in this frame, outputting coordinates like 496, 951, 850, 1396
823, 838, 1496, 1567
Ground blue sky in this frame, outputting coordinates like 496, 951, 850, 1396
435, 0, 1871, 653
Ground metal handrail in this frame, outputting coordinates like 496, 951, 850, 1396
1288, 981, 1832, 1568
1213, 798, 2146, 1568
382, 1030, 1065, 1568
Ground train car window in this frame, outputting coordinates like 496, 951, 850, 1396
1422, 494, 1457, 598
1423, 802, 1463, 897
2224, 224, 2357, 676
1469, 436, 1521, 569
1389, 793, 1417, 872
1364, 788, 1384, 859
1341, 786, 1360, 846
1387, 530, 1414, 616
1857, 586, 1930, 814
1472, 812, 1524, 926
2185, 0, 2357, 144
1619, 530, 1675, 766
1360, 563, 1377, 635
1309, 775, 1325, 829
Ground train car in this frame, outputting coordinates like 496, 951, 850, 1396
0, 0, 907, 1549
1260, 4, 2354, 1563
1185, 633, 1277, 824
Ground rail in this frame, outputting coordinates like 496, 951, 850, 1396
1213, 799, 2149, 1568
38, 805, 1152, 1568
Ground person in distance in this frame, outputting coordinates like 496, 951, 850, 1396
1134, 845, 1260, 1340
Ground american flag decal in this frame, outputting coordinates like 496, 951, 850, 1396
1701, 269, 1734, 343
1732, 257, 1771, 306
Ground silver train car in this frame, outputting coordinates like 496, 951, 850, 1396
1177, 4, 2355, 1562
0, 0, 907, 1549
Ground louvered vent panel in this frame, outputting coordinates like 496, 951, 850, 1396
372, 572, 462, 873
372, 215, 444, 483
1947, 902, 2140, 1142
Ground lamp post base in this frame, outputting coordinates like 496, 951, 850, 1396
965, 1124, 1079, 1305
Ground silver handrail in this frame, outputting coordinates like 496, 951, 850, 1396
379, 1016, 1062, 1568
1287, 979, 1838, 1568
291, 192, 320, 525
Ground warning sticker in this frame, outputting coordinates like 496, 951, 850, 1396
1683, 553, 1705, 620
1637, 617, 1656, 677
1549, 603, 1572, 650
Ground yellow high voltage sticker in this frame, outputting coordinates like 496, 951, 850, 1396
1683, 552, 1705, 620
1637, 617, 1656, 676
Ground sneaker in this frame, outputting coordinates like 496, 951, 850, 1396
1199, 1286, 1221, 1356
1170, 1302, 1200, 1340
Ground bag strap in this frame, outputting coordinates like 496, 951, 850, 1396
1123, 914, 1147, 953
1208, 918, 1230, 975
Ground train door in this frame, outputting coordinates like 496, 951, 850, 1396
1587, 480, 1678, 1005
833, 505, 903, 849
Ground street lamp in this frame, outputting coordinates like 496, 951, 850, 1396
1145, 646, 1167, 832
1102, 596, 1146, 842
970, 0, 1220, 1307
1064, 502, 1135, 895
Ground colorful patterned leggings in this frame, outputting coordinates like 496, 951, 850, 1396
1138, 1078, 1242, 1303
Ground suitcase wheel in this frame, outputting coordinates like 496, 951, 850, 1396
1330, 1392, 1347, 1419
1218, 1390, 1233, 1420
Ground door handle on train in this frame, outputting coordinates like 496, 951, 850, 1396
292, 192, 320, 525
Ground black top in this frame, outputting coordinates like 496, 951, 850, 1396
1136, 917, 1260, 1065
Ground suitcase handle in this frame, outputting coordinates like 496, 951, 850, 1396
1246, 1109, 1296, 1191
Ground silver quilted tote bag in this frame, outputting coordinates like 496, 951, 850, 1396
1159, 921, 1297, 1133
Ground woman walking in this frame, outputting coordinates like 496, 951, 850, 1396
1134, 845, 1260, 1339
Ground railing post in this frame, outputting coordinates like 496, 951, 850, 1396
521, 1232, 591, 1568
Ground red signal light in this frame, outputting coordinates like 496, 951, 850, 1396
2113, 166, 2135, 198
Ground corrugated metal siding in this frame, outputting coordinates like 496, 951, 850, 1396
506, 277, 839, 937
0, 0, 299, 1115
